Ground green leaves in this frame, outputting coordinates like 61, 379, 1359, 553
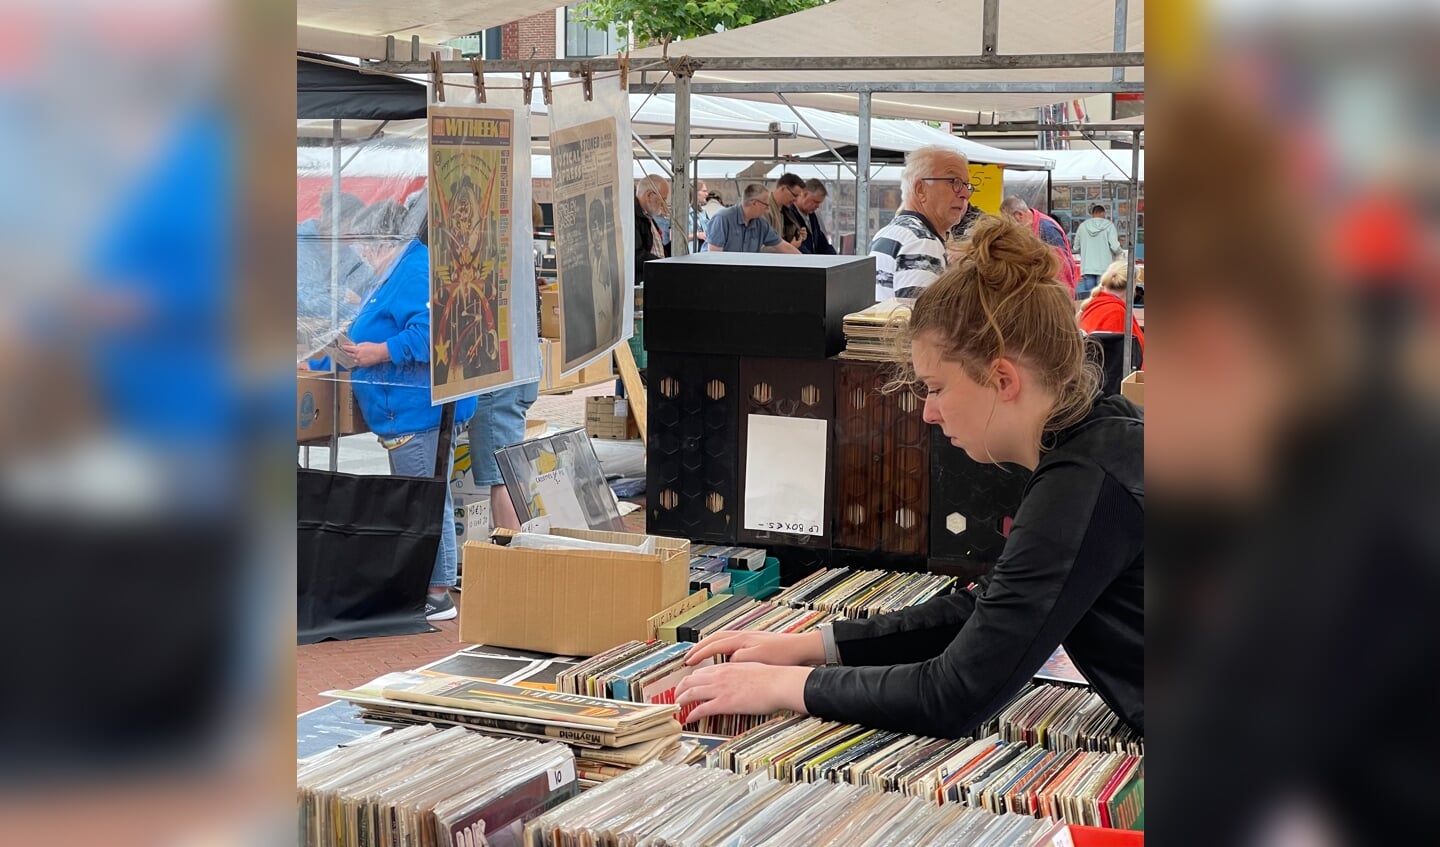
574, 0, 823, 49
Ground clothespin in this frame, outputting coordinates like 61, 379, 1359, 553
430, 52, 445, 103
580, 63, 594, 102
618, 52, 629, 83
470, 56, 486, 103
521, 67, 535, 106
541, 68, 553, 106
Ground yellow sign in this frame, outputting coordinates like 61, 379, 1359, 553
968, 164, 1003, 215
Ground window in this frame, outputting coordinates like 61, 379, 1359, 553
564, 4, 622, 57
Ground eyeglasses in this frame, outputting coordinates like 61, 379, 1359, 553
921, 177, 976, 194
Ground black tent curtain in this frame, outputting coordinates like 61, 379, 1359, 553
297, 52, 427, 121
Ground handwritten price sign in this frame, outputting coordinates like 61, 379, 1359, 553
759, 521, 822, 536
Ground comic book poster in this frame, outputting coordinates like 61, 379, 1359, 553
550, 118, 625, 374
428, 105, 516, 401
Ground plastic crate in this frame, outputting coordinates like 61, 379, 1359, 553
627, 316, 647, 369
726, 557, 781, 600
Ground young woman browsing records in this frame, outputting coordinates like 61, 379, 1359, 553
676, 217, 1144, 738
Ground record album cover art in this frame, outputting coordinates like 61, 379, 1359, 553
428, 105, 516, 400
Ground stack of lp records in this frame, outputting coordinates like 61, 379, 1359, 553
298, 724, 577, 847
522, 759, 1058, 847
838, 297, 913, 362
323, 670, 682, 782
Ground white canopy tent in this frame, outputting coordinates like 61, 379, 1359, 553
624, 0, 1144, 123
1044, 148, 1144, 182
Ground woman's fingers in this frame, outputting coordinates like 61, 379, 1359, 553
684, 633, 749, 665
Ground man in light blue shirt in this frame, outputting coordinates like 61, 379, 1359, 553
704, 183, 801, 254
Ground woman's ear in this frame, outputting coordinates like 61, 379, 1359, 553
992, 358, 1023, 402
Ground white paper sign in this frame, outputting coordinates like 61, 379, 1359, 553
465, 499, 491, 540
532, 466, 590, 530
743, 414, 828, 536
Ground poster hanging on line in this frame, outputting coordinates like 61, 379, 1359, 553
428, 105, 516, 402
550, 117, 625, 374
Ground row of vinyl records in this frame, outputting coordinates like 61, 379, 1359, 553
525, 758, 1101, 847
299, 725, 1131, 847
704, 714, 1143, 828
297, 725, 577, 847
653, 568, 959, 654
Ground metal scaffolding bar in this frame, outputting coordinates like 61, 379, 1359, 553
657, 81, 1144, 95
982, 0, 1000, 56
856, 92, 872, 256
1122, 129, 1141, 375
1112, 0, 1130, 84
776, 92, 858, 179
370, 52, 1144, 75
670, 73, 692, 256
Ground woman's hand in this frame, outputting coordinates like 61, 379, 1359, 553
684, 629, 824, 667
339, 340, 390, 368
675, 663, 812, 723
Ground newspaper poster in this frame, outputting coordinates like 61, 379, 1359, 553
550, 118, 625, 374
428, 105, 516, 401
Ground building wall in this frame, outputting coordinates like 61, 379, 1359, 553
503, 11, 557, 59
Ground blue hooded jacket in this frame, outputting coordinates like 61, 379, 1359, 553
346, 239, 475, 437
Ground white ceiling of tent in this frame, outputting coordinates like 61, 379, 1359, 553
297, 0, 560, 46
624, 0, 1143, 122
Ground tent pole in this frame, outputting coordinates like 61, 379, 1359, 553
856, 92, 872, 258
670, 72, 692, 256
692, 155, 702, 252
1121, 129, 1140, 376
329, 119, 342, 472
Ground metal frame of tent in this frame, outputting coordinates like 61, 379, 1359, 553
333, 0, 1145, 372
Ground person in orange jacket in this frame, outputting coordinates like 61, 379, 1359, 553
1078, 260, 1145, 359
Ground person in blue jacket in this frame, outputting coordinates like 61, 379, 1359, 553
339, 208, 476, 621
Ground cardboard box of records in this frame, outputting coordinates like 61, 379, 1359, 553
584, 396, 638, 441
461, 527, 690, 656
297, 370, 368, 441
1121, 370, 1144, 407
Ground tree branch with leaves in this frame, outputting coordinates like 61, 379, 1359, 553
573, 0, 825, 56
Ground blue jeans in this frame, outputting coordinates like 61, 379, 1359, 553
386, 426, 460, 590
468, 382, 540, 486
1077, 274, 1101, 300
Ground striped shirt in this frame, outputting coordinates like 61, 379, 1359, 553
869, 211, 947, 301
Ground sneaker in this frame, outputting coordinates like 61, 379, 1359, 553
425, 592, 457, 621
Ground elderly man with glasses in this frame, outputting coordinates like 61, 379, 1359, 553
704, 183, 802, 254
869, 145, 974, 301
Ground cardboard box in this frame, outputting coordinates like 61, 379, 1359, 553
539, 339, 615, 393
539, 285, 561, 339
1121, 371, 1144, 407
460, 528, 690, 656
584, 396, 639, 441
298, 371, 368, 441
297, 370, 333, 441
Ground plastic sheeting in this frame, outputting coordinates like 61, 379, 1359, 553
296, 85, 541, 396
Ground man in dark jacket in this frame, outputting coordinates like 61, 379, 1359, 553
795, 179, 837, 255
633, 175, 669, 284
